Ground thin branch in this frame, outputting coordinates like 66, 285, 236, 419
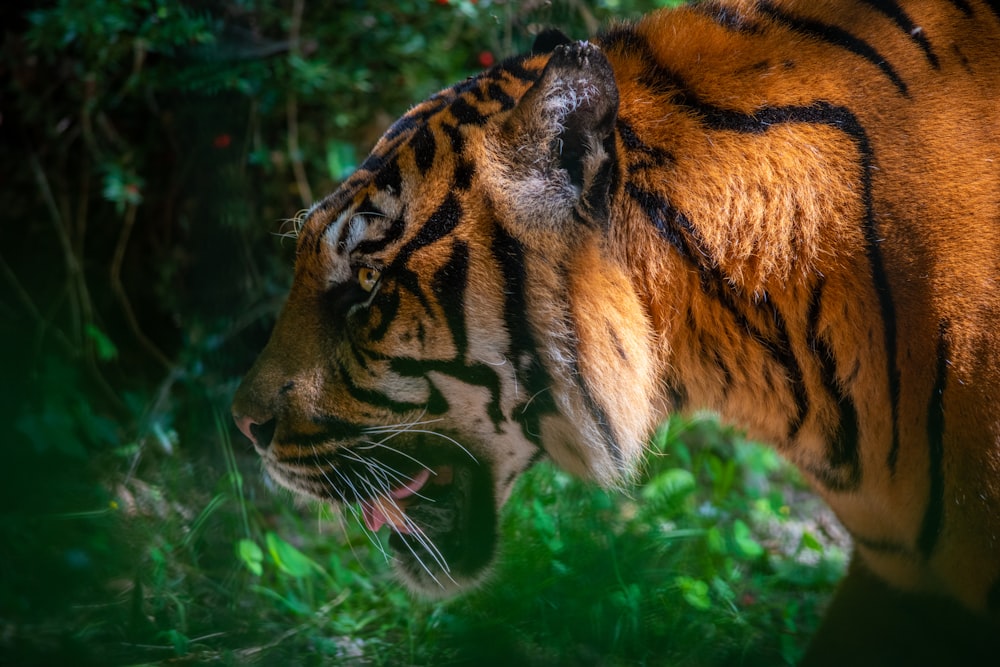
0, 252, 74, 357
29, 147, 122, 410
110, 201, 172, 371
29, 149, 85, 346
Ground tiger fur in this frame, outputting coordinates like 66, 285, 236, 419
233, 0, 1000, 660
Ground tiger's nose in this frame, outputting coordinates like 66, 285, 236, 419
233, 412, 277, 452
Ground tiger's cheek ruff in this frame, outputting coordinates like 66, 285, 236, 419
475, 43, 659, 483
514, 238, 658, 483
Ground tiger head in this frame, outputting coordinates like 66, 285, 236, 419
232, 39, 658, 595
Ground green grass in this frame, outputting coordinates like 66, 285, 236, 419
4, 413, 845, 666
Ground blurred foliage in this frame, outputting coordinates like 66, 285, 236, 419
0, 0, 844, 665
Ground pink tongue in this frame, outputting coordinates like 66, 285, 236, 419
362, 468, 432, 533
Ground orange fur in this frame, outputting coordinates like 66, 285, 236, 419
234, 0, 1000, 650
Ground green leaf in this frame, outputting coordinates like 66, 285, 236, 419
84, 324, 118, 361
266, 531, 322, 579
706, 525, 726, 555
641, 468, 695, 501
101, 163, 144, 213
237, 538, 263, 576
163, 629, 189, 656
675, 575, 712, 611
732, 519, 764, 558
801, 531, 824, 553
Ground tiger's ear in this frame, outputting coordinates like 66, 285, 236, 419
494, 41, 620, 230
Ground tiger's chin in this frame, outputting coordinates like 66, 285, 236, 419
268, 447, 499, 597
386, 459, 498, 597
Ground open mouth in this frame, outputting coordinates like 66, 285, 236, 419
378, 458, 497, 593
276, 443, 498, 594
360, 466, 447, 534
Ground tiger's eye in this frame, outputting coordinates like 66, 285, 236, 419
357, 267, 381, 293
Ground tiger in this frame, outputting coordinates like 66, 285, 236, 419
232, 0, 1000, 661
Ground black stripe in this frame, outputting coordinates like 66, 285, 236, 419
391, 357, 505, 432
983, 0, 1000, 22
615, 39, 902, 465
385, 97, 449, 141
365, 282, 399, 343
440, 123, 476, 190
449, 97, 489, 125
374, 156, 402, 192
623, 183, 699, 262
398, 194, 462, 260
758, 1, 909, 96
381, 115, 419, 143
391, 194, 463, 313
579, 379, 624, 468
454, 160, 475, 191
494, 55, 545, 85
917, 323, 949, 559
858, 0, 939, 69
617, 119, 674, 168
807, 281, 863, 491
700, 270, 811, 443
486, 81, 517, 111
433, 241, 470, 356
503, 452, 541, 489
441, 123, 464, 153
285, 415, 367, 446
599, 25, 649, 55
339, 361, 446, 416
624, 183, 810, 441
411, 125, 437, 175
709, 344, 734, 394
491, 224, 556, 446
565, 301, 625, 468
945, 0, 973, 16
690, 100, 903, 478
607, 324, 628, 363
354, 216, 405, 256
758, 302, 809, 441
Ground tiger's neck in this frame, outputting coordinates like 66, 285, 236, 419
609, 108, 880, 467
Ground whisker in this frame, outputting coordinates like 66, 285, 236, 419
339, 449, 437, 503
355, 475, 449, 585
353, 438, 447, 469
362, 417, 444, 435
520, 387, 551, 412
350, 453, 453, 583
396, 512, 453, 578
330, 469, 391, 561
380, 429, 479, 463
326, 503, 383, 574
361, 410, 436, 434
